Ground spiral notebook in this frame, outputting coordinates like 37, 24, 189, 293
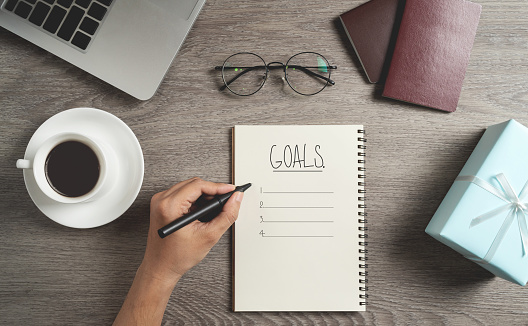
233, 125, 367, 311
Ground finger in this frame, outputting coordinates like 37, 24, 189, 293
163, 177, 203, 197
153, 178, 196, 204
163, 179, 234, 217
209, 191, 243, 234
173, 178, 235, 204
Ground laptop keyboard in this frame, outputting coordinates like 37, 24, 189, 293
3, 0, 113, 51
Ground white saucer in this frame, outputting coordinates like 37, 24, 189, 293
22, 108, 144, 228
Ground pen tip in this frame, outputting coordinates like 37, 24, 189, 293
237, 183, 252, 192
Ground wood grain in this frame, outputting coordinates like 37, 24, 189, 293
1, 0, 528, 325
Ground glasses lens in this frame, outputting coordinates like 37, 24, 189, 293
285, 53, 331, 95
222, 53, 267, 96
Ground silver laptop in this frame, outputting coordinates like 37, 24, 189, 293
0, 0, 205, 100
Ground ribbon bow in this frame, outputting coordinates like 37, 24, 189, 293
456, 173, 528, 264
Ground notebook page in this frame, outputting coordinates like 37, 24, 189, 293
234, 125, 365, 311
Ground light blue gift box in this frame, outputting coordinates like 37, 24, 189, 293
426, 119, 528, 286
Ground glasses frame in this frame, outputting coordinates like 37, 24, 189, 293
215, 52, 337, 96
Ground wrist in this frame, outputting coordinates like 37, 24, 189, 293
113, 262, 179, 325
137, 261, 181, 290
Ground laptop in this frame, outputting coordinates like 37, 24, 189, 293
0, 0, 206, 100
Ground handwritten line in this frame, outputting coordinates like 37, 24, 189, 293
262, 207, 334, 209
272, 170, 323, 173
262, 220, 334, 223
263, 191, 334, 194
260, 206, 333, 209
262, 235, 334, 238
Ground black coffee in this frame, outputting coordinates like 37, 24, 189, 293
45, 141, 100, 197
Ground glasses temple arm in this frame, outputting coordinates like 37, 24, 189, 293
288, 65, 336, 85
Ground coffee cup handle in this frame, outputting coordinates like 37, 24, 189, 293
16, 159, 32, 169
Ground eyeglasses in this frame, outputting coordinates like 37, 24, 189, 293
215, 52, 337, 96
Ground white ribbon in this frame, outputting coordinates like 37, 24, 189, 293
456, 174, 528, 264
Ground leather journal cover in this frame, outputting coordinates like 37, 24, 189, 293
382, 0, 482, 112
339, 0, 402, 83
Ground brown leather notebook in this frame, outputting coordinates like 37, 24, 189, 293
339, 0, 402, 83
382, 0, 482, 112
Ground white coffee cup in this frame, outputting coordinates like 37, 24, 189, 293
16, 132, 118, 204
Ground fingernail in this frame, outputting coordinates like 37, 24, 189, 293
234, 191, 244, 202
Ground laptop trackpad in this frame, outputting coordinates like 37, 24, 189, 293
149, 0, 200, 20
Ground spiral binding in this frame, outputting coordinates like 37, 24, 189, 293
357, 128, 368, 306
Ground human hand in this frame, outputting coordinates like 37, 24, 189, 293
140, 177, 243, 285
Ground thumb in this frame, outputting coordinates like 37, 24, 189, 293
209, 191, 244, 234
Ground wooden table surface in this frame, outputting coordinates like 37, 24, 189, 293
1, 0, 528, 325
